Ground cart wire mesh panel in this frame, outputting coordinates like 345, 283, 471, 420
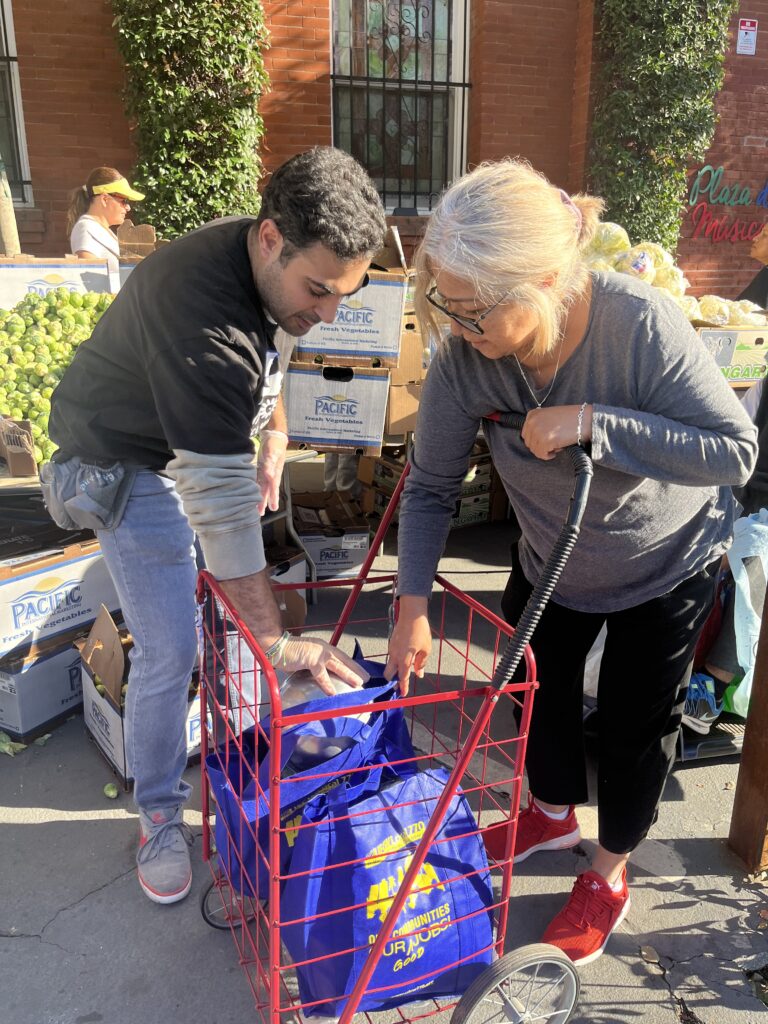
198, 570, 539, 1024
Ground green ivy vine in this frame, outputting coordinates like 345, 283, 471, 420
111, 1, 269, 238
588, 0, 737, 251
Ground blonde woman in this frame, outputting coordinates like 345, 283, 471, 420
67, 166, 145, 274
385, 159, 757, 966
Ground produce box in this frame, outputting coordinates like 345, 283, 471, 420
284, 363, 389, 455
697, 325, 768, 385
0, 418, 37, 477
358, 446, 493, 498
294, 270, 408, 366
361, 486, 493, 530
389, 314, 427, 386
0, 629, 86, 741
78, 607, 202, 787
292, 492, 370, 579
0, 540, 120, 659
384, 382, 421, 435
0, 257, 136, 308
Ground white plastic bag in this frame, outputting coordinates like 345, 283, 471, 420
727, 510, 768, 717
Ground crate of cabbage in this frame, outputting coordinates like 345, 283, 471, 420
0, 289, 114, 474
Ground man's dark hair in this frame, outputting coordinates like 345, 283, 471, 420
258, 147, 386, 264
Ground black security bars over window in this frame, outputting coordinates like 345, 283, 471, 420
0, 3, 29, 203
332, 0, 470, 212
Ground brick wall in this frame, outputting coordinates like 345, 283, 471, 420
467, 0, 583, 189
677, 4, 768, 299
12, 0, 135, 257
567, 0, 597, 193
260, 0, 333, 177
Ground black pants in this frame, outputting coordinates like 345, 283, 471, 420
501, 545, 718, 854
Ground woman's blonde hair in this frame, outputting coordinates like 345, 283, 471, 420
414, 159, 605, 358
66, 166, 123, 235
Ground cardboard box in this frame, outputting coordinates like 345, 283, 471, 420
0, 257, 137, 307
78, 607, 202, 785
0, 632, 85, 741
389, 315, 427, 386
0, 540, 120, 659
292, 492, 370, 579
294, 270, 408, 366
361, 486, 493, 530
265, 544, 308, 606
385, 383, 421, 435
0, 418, 37, 478
284, 363, 390, 455
359, 448, 493, 498
698, 326, 768, 385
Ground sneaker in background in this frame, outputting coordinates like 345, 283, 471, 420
543, 868, 630, 966
483, 793, 581, 863
137, 805, 193, 904
682, 672, 724, 735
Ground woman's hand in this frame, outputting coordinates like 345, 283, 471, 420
520, 405, 592, 460
385, 596, 431, 695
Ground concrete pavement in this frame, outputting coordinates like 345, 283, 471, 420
2, 521, 767, 1024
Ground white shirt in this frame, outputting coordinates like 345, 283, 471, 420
69, 215, 121, 274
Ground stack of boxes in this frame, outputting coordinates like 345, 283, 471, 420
356, 441, 509, 530
284, 231, 425, 454
0, 539, 121, 741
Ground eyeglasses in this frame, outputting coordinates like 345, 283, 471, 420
426, 285, 508, 335
107, 195, 130, 208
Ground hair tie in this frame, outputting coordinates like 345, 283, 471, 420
81, 185, 88, 195
558, 188, 582, 234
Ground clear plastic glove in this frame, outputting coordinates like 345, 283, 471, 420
385, 599, 431, 696
257, 429, 289, 515
281, 636, 369, 696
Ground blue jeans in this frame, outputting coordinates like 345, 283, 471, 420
97, 471, 199, 811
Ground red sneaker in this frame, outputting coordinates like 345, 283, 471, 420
542, 869, 630, 965
483, 794, 581, 863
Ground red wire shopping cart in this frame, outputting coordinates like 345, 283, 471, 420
198, 418, 592, 1024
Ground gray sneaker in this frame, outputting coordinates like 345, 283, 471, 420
137, 805, 193, 904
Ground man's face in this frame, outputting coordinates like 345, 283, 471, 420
251, 222, 371, 337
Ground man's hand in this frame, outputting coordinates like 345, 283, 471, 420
256, 429, 289, 514
280, 636, 369, 695
385, 596, 431, 696
520, 405, 592, 460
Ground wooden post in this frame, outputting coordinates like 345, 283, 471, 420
0, 151, 21, 256
728, 586, 768, 871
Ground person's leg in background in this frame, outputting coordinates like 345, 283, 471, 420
97, 471, 199, 905
539, 562, 718, 964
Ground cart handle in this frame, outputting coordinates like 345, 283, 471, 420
483, 409, 593, 689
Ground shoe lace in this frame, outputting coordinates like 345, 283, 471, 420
562, 876, 614, 930
137, 821, 194, 866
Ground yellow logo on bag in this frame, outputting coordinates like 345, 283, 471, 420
366, 855, 444, 923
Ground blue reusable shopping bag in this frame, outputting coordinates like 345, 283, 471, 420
206, 660, 414, 899
281, 765, 494, 1017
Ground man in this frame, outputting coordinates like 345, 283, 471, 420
43, 147, 387, 905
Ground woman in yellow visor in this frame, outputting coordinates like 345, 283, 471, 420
67, 166, 145, 274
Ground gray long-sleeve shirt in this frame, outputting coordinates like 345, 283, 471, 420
397, 272, 758, 612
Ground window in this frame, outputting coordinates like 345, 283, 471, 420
1, 1, 31, 203
332, 1, 470, 212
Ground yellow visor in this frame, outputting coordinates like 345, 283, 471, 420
92, 177, 145, 202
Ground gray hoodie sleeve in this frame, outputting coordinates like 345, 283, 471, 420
165, 449, 266, 579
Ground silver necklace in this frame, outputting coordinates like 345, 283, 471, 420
514, 337, 564, 408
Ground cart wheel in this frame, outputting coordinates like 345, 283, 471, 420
451, 945, 579, 1024
200, 877, 259, 931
